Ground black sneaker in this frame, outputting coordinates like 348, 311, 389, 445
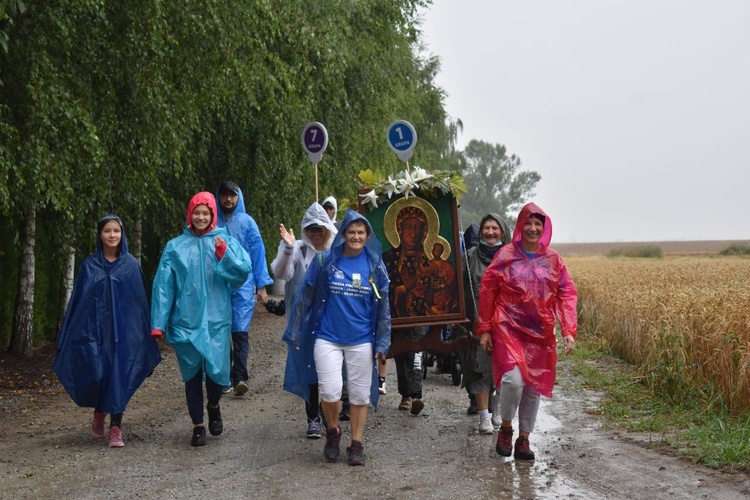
191, 426, 207, 447
324, 425, 342, 462
207, 404, 223, 436
347, 440, 365, 466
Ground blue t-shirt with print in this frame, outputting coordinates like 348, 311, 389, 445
317, 251, 374, 345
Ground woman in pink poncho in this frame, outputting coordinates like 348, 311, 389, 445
476, 202, 578, 461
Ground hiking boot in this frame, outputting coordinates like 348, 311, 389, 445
306, 418, 322, 439
191, 426, 207, 447
398, 397, 412, 411
514, 436, 535, 460
496, 426, 513, 457
234, 380, 249, 397
347, 440, 365, 466
109, 426, 124, 448
378, 377, 387, 395
91, 411, 106, 439
207, 404, 223, 436
339, 399, 350, 421
479, 416, 494, 434
324, 425, 342, 462
410, 398, 424, 415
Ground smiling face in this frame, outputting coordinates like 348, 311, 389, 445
343, 220, 368, 256
481, 218, 503, 246
521, 215, 544, 252
191, 205, 213, 235
100, 220, 122, 254
304, 225, 329, 251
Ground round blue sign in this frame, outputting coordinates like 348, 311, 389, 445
301, 122, 328, 163
387, 120, 417, 161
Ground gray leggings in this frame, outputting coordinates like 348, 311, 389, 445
499, 366, 541, 434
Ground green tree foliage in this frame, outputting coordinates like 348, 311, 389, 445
458, 139, 541, 229
0, 0, 458, 349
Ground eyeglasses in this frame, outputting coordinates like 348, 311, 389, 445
306, 227, 326, 234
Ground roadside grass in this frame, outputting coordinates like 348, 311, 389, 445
564, 337, 750, 471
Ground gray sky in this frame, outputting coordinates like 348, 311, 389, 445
421, 1, 750, 243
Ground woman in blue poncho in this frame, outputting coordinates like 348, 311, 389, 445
283, 209, 391, 466
151, 192, 252, 447
54, 214, 161, 448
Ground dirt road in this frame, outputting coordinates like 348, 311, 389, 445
1, 307, 748, 499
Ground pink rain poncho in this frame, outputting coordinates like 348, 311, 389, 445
476, 202, 578, 398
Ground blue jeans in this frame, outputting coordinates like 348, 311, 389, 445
230, 332, 249, 387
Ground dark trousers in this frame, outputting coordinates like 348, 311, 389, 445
230, 331, 250, 387
395, 351, 422, 399
185, 371, 223, 425
306, 383, 320, 421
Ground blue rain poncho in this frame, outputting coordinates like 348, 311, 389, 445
151, 192, 252, 386
215, 185, 274, 333
54, 214, 161, 414
282, 210, 391, 407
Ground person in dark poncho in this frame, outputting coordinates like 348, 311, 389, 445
54, 214, 161, 448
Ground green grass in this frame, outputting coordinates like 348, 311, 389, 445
719, 244, 750, 256
607, 245, 663, 258
564, 337, 750, 471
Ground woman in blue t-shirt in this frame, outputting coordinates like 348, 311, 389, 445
282, 210, 391, 466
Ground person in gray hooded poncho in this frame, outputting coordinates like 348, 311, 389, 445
461, 212, 511, 436
271, 202, 337, 438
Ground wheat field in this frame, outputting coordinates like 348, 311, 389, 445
565, 255, 750, 414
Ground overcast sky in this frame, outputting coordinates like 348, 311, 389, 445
420, 1, 750, 243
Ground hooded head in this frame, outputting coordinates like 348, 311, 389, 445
186, 192, 218, 235
96, 213, 128, 256
479, 212, 511, 248
300, 202, 337, 250
513, 202, 552, 249
321, 196, 338, 222
332, 209, 381, 260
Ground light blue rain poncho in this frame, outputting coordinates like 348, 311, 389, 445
151, 192, 252, 386
282, 209, 391, 408
215, 184, 274, 333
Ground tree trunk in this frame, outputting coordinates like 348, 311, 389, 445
10, 203, 36, 355
131, 214, 142, 264
56, 244, 76, 339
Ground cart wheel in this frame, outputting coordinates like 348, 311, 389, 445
422, 353, 428, 380
451, 360, 462, 386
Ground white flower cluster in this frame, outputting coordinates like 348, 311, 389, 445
359, 166, 434, 208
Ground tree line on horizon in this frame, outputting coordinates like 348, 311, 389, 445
0, 1, 539, 354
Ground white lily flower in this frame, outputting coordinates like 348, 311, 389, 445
411, 166, 433, 182
359, 189, 379, 208
384, 175, 400, 198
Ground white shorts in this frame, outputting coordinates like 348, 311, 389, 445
314, 338, 373, 405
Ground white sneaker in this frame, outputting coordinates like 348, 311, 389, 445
491, 413, 503, 428
378, 380, 387, 395
479, 416, 494, 434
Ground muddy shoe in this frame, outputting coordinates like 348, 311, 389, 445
207, 404, 223, 436
496, 426, 513, 456
347, 440, 365, 466
233, 380, 249, 397
191, 426, 207, 447
514, 436, 535, 460
91, 411, 106, 439
398, 397, 412, 411
324, 425, 342, 462
109, 426, 124, 448
410, 398, 424, 415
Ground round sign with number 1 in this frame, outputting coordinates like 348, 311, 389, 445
387, 120, 417, 162
302, 122, 328, 163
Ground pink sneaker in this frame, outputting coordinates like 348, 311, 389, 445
91, 411, 106, 439
109, 426, 124, 448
